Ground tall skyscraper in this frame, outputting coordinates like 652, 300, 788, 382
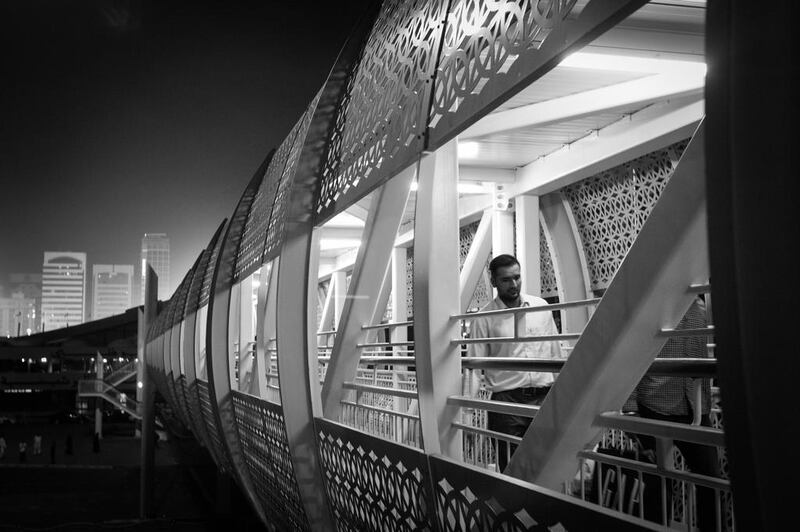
41, 251, 86, 331
92, 264, 134, 320
141, 233, 170, 301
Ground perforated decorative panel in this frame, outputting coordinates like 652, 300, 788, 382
196, 379, 230, 473
428, 0, 579, 145
186, 379, 212, 450
562, 140, 689, 290
185, 251, 208, 316
314, 0, 447, 223
200, 226, 226, 307
232, 391, 309, 531
316, 418, 435, 531
405, 247, 414, 316
264, 94, 320, 261
236, 126, 302, 282
540, 224, 559, 298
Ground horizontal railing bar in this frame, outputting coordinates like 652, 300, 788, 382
452, 421, 521, 445
340, 400, 419, 421
318, 356, 418, 365
688, 283, 711, 293
595, 412, 726, 447
577, 450, 730, 491
356, 341, 415, 348
451, 298, 601, 320
361, 320, 413, 331
317, 329, 337, 336
447, 395, 539, 418
266, 384, 280, 390
455, 333, 581, 345
658, 326, 715, 337
342, 382, 418, 399
461, 357, 716, 376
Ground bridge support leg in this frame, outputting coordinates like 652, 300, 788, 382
139, 266, 157, 519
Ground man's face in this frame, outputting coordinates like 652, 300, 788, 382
491, 263, 521, 304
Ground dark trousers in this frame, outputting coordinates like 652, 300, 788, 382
637, 403, 721, 531
488, 386, 549, 472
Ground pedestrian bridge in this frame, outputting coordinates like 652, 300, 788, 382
139, 1, 788, 530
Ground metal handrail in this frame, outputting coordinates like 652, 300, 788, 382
658, 325, 714, 338
577, 450, 730, 491
340, 400, 420, 421
595, 412, 725, 447
342, 382, 417, 399
455, 333, 581, 345
461, 357, 716, 377
447, 395, 539, 418
361, 320, 413, 330
356, 341, 415, 348
688, 283, 711, 293
452, 421, 522, 445
319, 356, 416, 365
451, 297, 601, 320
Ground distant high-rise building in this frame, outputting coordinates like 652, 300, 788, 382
92, 264, 133, 320
4, 273, 41, 331
0, 292, 36, 337
141, 233, 170, 301
41, 251, 86, 331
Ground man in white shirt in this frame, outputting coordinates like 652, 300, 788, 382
469, 254, 563, 471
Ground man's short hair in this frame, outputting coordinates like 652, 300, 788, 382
489, 254, 520, 276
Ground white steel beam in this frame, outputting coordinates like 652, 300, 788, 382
460, 209, 492, 313
510, 97, 704, 197
509, 122, 709, 489
459, 166, 516, 183
321, 166, 415, 419
331, 271, 346, 331
413, 141, 462, 458
461, 72, 704, 140
251, 263, 269, 399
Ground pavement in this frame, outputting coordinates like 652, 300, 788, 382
0, 419, 265, 531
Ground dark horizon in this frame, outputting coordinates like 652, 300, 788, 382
0, 0, 370, 295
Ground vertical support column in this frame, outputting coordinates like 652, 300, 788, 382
492, 183, 515, 257
516, 195, 542, 297
540, 193, 592, 333
251, 268, 269, 399
238, 276, 254, 393
94, 350, 104, 438
413, 142, 462, 458
139, 266, 157, 519
706, 3, 798, 528
331, 271, 347, 331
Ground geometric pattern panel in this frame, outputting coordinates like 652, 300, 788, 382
316, 418, 435, 531
186, 379, 211, 449
236, 114, 305, 282
264, 93, 321, 262
562, 139, 689, 290
196, 379, 230, 473
428, 0, 579, 146
200, 224, 226, 307
429, 454, 646, 532
314, 0, 447, 223
540, 223, 559, 298
232, 391, 310, 531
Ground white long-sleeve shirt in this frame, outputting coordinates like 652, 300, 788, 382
468, 294, 563, 393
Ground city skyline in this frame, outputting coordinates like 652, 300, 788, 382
0, 0, 371, 297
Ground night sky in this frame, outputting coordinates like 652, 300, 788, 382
0, 0, 371, 297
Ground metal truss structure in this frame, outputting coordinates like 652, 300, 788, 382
138, 1, 788, 530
